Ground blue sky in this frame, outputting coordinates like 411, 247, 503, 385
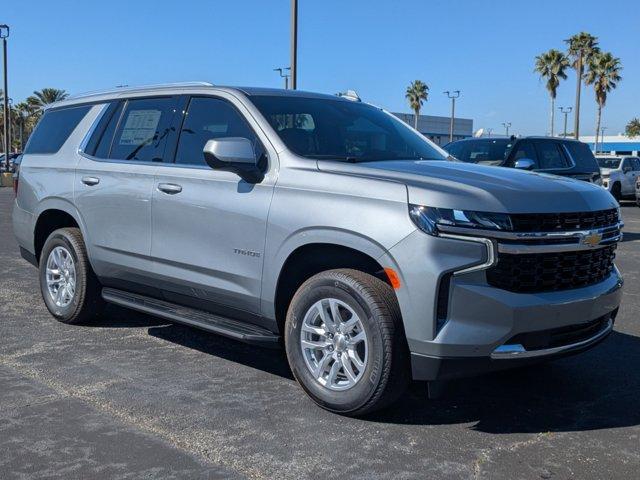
5, 0, 639, 136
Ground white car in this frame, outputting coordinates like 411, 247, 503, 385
597, 155, 640, 200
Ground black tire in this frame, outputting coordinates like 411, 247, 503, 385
611, 182, 622, 201
39, 227, 104, 324
285, 269, 409, 416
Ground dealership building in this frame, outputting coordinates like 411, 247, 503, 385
392, 112, 473, 146
579, 134, 640, 155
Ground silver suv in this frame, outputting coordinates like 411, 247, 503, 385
12, 83, 623, 415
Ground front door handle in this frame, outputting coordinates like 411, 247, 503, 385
81, 176, 100, 186
158, 183, 182, 194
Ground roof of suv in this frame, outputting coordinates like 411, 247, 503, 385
52, 82, 348, 110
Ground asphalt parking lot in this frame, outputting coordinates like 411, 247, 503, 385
1, 187, 639, 480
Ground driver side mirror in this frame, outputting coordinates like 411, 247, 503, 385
202, 137, 264, 183
203, 137, 264, 183
514, 158, 535, 170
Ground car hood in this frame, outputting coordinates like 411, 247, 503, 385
317, 159, 618, 213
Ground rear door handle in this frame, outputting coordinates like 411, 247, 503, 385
157, 183, 182, 194
81, 176, 100, 186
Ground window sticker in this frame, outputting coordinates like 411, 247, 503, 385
119, 109, 162, 145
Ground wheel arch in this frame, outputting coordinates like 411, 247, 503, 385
270, 238, 396, 334
33, 198, 88, 262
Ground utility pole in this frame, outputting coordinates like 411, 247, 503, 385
596, 126, 607, 154
290, 0, 298, 90
443, 90, 460, 143
1, 24, 9, 170
559, 106, 572, 138
273, 67, 291, 89
486, 128, 493, 138
502, 122, 511, 137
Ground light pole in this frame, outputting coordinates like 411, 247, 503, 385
290, 0, 298, 90
1, 24, 9, 170
274, 67, 291, 89
559, 106, 572, 138
486, 128, 493, 137
443, 90, 460, 143
7, 97, 12, 153
596, 126, 607, 153
502, 122, 511, 136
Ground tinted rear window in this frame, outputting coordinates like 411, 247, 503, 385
24, 106, 91, 154
563, 141, 599, 171
596, 157, 621, 169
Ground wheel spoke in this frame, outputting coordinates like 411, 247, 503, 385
350, 331, 366, 344
327, 360, 340, 385
341, 352, 357, 383
302, 323, 326, 337
314, 353, 333, 380
301, 339, 329, 350
347, 348, 365, 370
319, 300, 336, 333
329, 299, 342, 325
341, 315, 359, 333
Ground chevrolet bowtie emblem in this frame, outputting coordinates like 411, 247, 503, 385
582, 232, 603, 247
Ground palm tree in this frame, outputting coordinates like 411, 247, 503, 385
13, 102, 35, 150
26, 88, 69, 116
626, 118, 640, 138
584, 51, 622, 152
405, 80, 429, 129
565, 32, 599, 138
534, 49, 569, 136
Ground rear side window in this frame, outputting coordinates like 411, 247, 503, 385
109, 97, 179, 162
24, 105, 91, 154
563, 141, 599, 172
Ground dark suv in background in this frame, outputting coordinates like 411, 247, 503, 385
443, 137, 602, 185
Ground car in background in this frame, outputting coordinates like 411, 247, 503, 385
596, 155, 640, 201
443, 137, 602, 184
636, 176, 640, 207
0, 152, 22, 173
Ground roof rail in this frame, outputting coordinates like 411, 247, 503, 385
67, 81, 215, 100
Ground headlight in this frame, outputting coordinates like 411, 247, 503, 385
409, 205, 513, 236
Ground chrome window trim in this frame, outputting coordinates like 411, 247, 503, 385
77, 103, 110, 155
491, 318, 613, 360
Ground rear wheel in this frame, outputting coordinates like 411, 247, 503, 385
285, 269, 409, 416
39, 227, 104, 324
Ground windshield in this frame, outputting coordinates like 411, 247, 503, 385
597, 158, 621, 169
249, 95, 447, 162
444, 139, 512, 165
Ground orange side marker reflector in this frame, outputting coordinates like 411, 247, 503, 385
384, 268, 401, 289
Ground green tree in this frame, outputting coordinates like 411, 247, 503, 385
26, 88, 69, 116
626, 118, 640, 138
565, 32, 599, 138
534, 49, 570, 136
584, 51, 622, 151
405, 80, 429, 129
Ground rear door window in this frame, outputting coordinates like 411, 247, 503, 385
533, 141, 571, 169
24, 105, 91, 154
109, 97, 179, 162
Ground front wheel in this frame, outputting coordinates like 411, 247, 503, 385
39, 227, 104, 324
285, 269, 409, 416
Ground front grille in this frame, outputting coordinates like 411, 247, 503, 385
487, 245, 616, 293
509, 208, 619, 232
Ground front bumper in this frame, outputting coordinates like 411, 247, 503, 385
411, 310, 616, 380
383, 228, 624, 381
